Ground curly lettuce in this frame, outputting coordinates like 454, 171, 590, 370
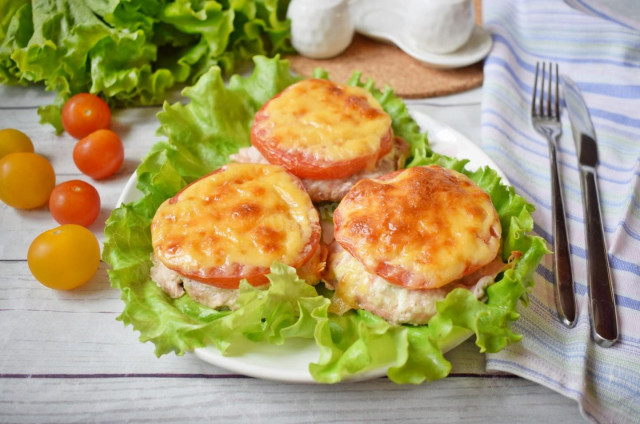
0, 0, 293, 132
103, 56, 548, 384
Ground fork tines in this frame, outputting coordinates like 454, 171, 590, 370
532, 62, 560, 121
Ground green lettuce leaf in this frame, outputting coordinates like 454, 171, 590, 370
0, 0, 293, 132
103, 55, 548, 383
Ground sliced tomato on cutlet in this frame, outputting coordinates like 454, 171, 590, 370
251, 78, 393, 180
333, 165, 502, 290
151, 163, 323, 289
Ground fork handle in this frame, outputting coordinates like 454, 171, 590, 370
580, 168, 618, 347
549, 142, 577, 327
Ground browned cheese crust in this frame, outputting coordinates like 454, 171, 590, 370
151, 163, 322, 289
333, 165, 502, 290
250, 78, 394, 180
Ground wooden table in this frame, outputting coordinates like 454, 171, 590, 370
0, 84, 586, 423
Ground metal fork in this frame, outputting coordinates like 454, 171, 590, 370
531, 62, 577, 328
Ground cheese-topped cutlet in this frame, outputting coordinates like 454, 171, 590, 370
251, 78, 393, 180
151, 163, 322, 289
333, 165, 502, 290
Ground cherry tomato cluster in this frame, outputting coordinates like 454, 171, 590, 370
62, 93, 124, 180
0, 93, 125, 291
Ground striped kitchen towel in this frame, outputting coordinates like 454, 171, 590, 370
480, 1, 640, 423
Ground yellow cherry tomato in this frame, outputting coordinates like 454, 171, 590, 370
27, 225, 101, 290
0, 152, 55, 209
0, 128, 34, 159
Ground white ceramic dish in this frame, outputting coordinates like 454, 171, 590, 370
116, 109, 507, 383
350, 2, 493, 69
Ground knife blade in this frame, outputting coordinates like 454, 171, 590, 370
561, 75, 619, 347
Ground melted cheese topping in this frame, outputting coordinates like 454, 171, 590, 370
333, 165, 501, 289
151, 163, 320, 284
253, 79, 392, 163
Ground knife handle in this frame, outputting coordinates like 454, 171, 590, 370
549, 143, 577, 327
581, 169, 619, 347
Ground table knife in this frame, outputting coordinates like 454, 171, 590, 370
561, 75, 619, 347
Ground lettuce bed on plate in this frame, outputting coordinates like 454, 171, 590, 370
0, 0, 292, 132
103, 56, 548, 384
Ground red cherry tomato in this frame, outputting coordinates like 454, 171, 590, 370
73, 129, 124, 179
62, 93, 111, 139
49, 180, 101, 227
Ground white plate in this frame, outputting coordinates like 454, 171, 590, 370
115, 110, 508, 383
350, 3, 493, 69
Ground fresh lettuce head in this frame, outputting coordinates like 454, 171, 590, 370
0, 0, 293, 132
103, 56, 548, 384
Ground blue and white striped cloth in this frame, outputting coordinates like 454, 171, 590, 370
480, 1, 640, 423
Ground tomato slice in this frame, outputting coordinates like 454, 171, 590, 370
250, 79, 393, 180
185, 240, 322, 289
